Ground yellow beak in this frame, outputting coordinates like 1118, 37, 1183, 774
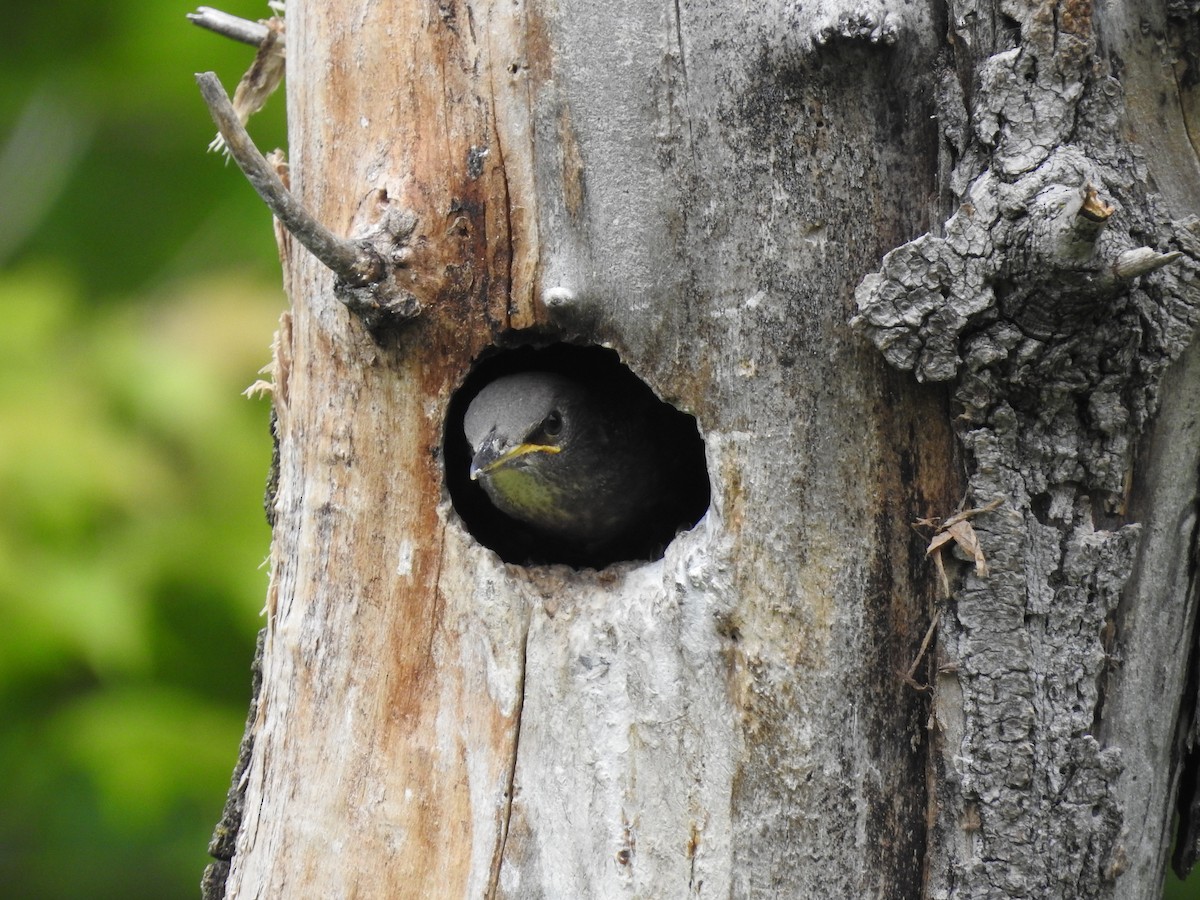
470, 442, 561, 480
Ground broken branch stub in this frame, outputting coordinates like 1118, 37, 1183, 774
194, 71, 422, 333
188, 7, 278, 48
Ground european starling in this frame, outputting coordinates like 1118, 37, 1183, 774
463, 371, 701, 560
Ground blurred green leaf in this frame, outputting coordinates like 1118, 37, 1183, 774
0, 3, 308, 898
0, 262, 278, 896
48, 685, 245, 833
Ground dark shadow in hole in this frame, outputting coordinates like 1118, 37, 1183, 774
445, 343, 710, 569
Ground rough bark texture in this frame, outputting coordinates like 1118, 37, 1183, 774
208, 0, 1200, 896
853, 0, 1200, 894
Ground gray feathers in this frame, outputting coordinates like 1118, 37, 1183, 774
463, 372, 583, 457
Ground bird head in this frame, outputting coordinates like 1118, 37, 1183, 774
462, 371, 598, 538
460, 366, 704, 559
464, 372, 577, 481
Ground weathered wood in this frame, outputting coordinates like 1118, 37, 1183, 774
208, 0, 1200, 896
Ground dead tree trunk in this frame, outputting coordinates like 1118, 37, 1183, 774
197, 0, 1200, 896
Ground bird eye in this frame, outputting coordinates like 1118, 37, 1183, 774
541, 410, 563, 436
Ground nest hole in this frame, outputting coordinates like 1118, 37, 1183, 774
445, 343, 710, 569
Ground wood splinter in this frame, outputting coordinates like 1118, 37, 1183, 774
189, 8, 287, 154
1078, 184, 1115, 224
1070, 183, 1115, 245
195, 71, 421, 328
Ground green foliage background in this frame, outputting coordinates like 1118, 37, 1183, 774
0, 3, 285, 897
0, 3, 1196, 899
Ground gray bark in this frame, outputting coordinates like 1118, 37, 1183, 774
854, 0, 1200, 895
204, 0, 1200, 896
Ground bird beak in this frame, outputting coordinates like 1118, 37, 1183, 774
470, 440, 561, 480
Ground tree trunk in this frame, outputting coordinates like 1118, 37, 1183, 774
203, 0, 1200, 896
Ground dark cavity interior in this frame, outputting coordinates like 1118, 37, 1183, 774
445, 343, 710, 569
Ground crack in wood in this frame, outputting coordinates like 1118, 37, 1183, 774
488, 620, 529, 898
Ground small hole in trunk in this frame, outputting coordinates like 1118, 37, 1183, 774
445, 343, 710, 569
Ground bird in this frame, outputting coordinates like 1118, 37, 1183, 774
462, 370, 705, 564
